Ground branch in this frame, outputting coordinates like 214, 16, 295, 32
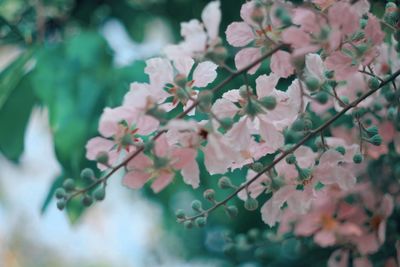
66, 43, 287, 201
184, 68, 400, 221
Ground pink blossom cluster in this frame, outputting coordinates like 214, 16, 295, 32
84, 0, 400, 265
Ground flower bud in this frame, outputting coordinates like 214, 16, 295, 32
93, 186, 106, 201
368, 134, 383, 146
63, 178, 75, 192
286, 154, 296, 164
339, 96, 349, 107
368, 77, 380, 90
55, 188, 66, 199
174, 74, 187, 88
324, 70, 334, 79
295, 164, 312, 181
96, 151, 109, 165
252, 162, 264, 172
353, 153, 363, 164
195, 217, 207, 227
80, 168, 95, 180
259, 96, 277, 110
225, 205, 238, 218
366, 125, 379, 136
175, 209, 185, 219
203, 189, 216, 202
305, 76, 320, 91
244, 197, 259, 211
191, 200, 203, 212
218, 176, 235, 189
220, 117, 233, 130
245, 99, 265, 117
82, 194, 93, 207
315, 91, 329, 104
198, 90, 213, 112
292, 118, 305, 132
239, 85, 250, 98
335, 146, 346, 155
183, 220, 193, 229
270, 176, 285, 191
57, 199, 66, 210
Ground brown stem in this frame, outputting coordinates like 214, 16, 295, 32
66, 44, 287, 201
184, 68, 400, 221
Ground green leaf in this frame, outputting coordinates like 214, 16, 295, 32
0, 73, 36, 161
0, 48, 35, 109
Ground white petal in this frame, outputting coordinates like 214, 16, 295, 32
192, 61, 218, 87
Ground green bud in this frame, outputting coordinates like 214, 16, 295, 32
245, 99, 264, 117
218, 176, 235, 189
280, 14, 292, 26
292, 118, 305, 132
384, 91, 396, 102
55, 188, 66, 199
353, 153, 363, 164
244, 197, 259, 211
80, 168, 95, 180
121, 134, 134, 146
305, 76, 320, 91
252, 162, 264, 172
355, 43, 368, 55
303, 118, 313, 130
259, 96, 277, 110
195, 217, 207, 227
324, 70, 334, 79
220, 117, 233, 130
296, 165, 312, 181
198, 90, 213, 111
174, 74, 187, 88
247, 228, 260, 242
360, 18, 368, 29
63, 178, 75, 192
368, 77, 380, 90
146, 106, 167, 122
183, 220, 193, 229
366, 125, 379, 136
191, 200, 203, 212
271, 176, 285, 191
388, 107, 397, 120
373, 102, 383, 111
335, 146, 346, 155
368, 134, 383, 146
225, 205, 239, 218
286, 154, 297, 164
339, 96, 350, 107
93, 186, 106, 201
57, 199, 66, 210
239, 85, 250, 98
175, 209, 186, 219
203, 189, 215, 202
96, 151, 109, 165
82, 195, 93, 207
315, 91, 329, 104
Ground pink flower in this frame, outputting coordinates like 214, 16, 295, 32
86, 105, 159, 170
164, 1, 221, 59
123, 135, 200, 192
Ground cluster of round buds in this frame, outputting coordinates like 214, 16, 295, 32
54, 168, 106, 210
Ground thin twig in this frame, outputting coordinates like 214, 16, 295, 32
184, 68, 400, 221
66, 44, 287, 201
